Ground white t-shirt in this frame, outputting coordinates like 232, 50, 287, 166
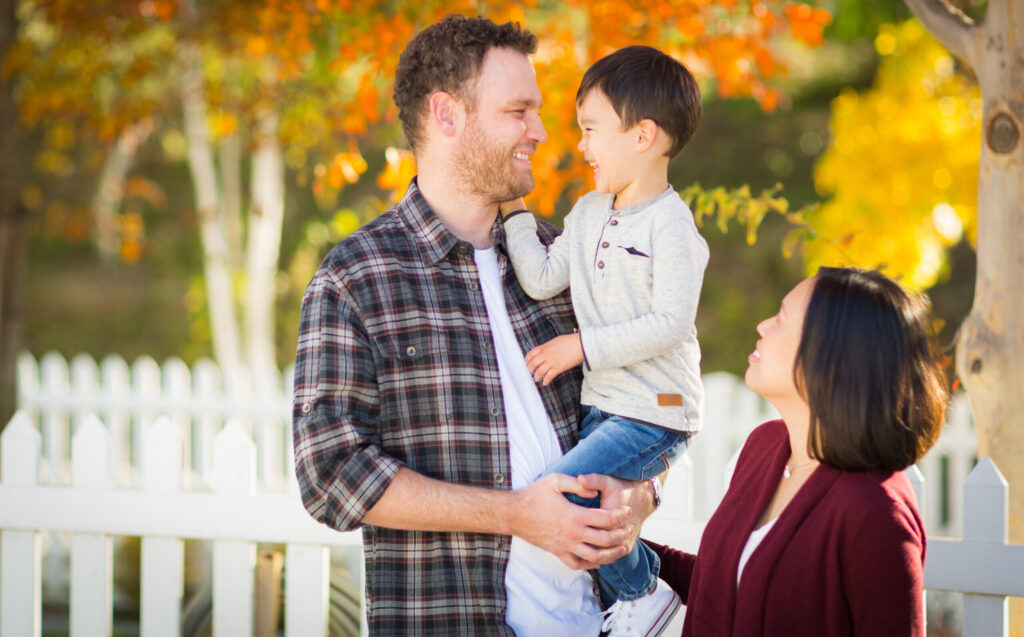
737, 517, 778, 585
475, 248, 603, 636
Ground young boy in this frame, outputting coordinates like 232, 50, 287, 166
501, 45, 707, 636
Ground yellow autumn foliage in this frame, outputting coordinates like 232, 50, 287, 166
807, 19, 980, 290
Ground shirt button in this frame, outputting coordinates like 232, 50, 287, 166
406, 346, 417, 357
610, 220, 618, 226
597, 261, 605, 269
601, 241, 609, 248
301, 403, 311, 414
494, 474, 505, 484
490, 406, 501, 417
469, 282, 479, 291
496, 539, 506, 550
483, 341, 493, 351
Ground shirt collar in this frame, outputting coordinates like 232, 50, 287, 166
601, 185, 676, 218
396, 177, 508, 265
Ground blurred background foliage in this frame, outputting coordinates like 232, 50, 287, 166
10, 0, 980, 375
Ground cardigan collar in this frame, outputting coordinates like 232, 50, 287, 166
693, 420, 842, 637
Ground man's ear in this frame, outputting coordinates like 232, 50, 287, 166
634, 119, 661, 153
428, 91, 464, 137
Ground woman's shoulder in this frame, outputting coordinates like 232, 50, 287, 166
829, 469, 923, 534
833, 468, 916, 505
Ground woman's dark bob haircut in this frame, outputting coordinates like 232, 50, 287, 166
796, 267, 948, 472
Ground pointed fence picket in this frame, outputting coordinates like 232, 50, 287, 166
69, 416, 113, 637
213, 420, 257, 636
923, 458, 1024, 636
1, 413, 42, 637
140, 417, 184, 637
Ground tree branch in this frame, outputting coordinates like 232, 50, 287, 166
904, 0, 977, 69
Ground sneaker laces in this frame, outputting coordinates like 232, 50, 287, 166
600, 600, 643, 636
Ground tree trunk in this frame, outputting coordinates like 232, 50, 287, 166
93, 119, 153, 261
905, 0, 1024, 633
245, 108, 284, 375
180, 39, 243, 371
0, 0, 27, 432
219, 129, 244, 268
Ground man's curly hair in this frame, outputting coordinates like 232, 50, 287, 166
393, 14, 538, 151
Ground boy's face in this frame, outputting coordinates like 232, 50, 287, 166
576, 89, 642, 199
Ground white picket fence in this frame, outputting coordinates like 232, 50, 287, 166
2, 351, 1020, 636
11, 352, 979, 535
0, 412, 353, 637
13, 352, 296, 495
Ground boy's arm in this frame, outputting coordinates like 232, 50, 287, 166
501, 200, 573, 300
581, 214, 708, 371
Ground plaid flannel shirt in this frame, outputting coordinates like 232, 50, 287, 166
292, 179, 583, 635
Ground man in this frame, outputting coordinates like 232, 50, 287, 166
293, 14, 657, 635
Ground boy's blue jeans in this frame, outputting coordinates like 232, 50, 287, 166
541, 405, 691, 602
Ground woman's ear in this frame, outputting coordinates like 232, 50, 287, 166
428, 91, 463, 137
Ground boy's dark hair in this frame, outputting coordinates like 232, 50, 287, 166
576, 46, 701, 158
393, 14, 538, 151
796, 267, 948, 472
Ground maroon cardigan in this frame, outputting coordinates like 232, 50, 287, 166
649, 420, 926, 637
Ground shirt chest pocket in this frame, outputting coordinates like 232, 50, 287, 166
373, 329, 451, 377
612, 242, 653, 275
596, 241, 654, 313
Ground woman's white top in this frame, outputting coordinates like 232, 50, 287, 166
737, 517, 778, 585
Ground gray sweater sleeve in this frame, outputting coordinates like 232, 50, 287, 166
503, 209, 573, 300
579, 212, 708, 371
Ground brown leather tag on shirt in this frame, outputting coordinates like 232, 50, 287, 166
657, 393, 684, 407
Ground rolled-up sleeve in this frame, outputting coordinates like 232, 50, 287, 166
292, 268, 403, 532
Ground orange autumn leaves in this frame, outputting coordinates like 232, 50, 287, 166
350, 1, 833, 216
194, 0, 832, 216
15, 0, 832, 252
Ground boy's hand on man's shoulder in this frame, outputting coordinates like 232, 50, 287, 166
499, 197, 529, 218
525, 334, 584, 386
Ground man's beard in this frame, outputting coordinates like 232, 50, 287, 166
453, 114, 535, 203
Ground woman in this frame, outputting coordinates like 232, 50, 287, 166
648, 267, 947, 636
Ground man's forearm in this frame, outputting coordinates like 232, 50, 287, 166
362, 467, 517, 533
361, 467, 638, 569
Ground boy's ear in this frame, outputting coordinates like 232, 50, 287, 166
428, 91, 465, 137
634, 119, 660, 153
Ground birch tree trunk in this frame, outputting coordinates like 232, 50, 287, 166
180, 38, 243, 371
92, 119, 153, 261
245, 108, 285, 375
904, 0, 1024, 632
219, 130, 244, 268
0, 0, 26, 431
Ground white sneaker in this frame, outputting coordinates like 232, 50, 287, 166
600, 579, 681, 637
